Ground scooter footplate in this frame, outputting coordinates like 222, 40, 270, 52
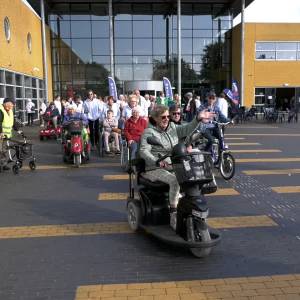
139, 224, 221, 249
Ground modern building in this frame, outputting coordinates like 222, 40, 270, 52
1, 0, 256, 122
233, 23, 300, 110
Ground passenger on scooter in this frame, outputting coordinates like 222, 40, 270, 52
139, 105, 215, 230
198, 91, 230, 153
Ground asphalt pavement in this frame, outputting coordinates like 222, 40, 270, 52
1, 120, 300, 300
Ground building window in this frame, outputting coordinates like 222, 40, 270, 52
27, 33, 32, 53
256, 41, 300, 61
4, 17, 11, 42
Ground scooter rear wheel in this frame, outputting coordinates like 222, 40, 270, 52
127, 200, 141, 232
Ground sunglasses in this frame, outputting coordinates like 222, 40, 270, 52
172, 112, 181, 115
160, 115, 170, 120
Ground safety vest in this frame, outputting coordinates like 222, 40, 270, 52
0, 105, 14, 138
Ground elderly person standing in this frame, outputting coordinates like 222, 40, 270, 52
26, 99, 35, 126
139, 105, 214, 230
124, 106, 148, 159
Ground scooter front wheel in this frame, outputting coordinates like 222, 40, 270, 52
73, 154, 81, 168
220, 152, 235, 180
127, 200, 141, 232
187, 217, 212, 258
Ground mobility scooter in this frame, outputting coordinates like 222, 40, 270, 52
39, 111, 62, 140
62, 120, 90, 167
127, 137, 221, 258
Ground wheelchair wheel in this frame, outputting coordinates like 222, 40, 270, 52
120, 141, 129, 171
29, 161, 36, 171
12, 164, 19, 175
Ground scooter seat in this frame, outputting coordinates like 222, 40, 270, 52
138, 175, 169, 190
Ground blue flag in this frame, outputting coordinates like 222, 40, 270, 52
231, 80, 240, 105
108, 77, 118, 101
163, 77, 173, 100
223, 88, 233, 101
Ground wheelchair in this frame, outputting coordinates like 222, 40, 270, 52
98, 126, 122, 157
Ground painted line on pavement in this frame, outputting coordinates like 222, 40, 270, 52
225, 137, 245, 140
0, 215, 277, 240
271, 186, 300, 194
98, 188, 239, 200
243, 169, 300, 175
75, 273, 299, 300
230, 126, 278, 129
230, 149, 281, 153
23, 162, 120, 170
227, 142, 261, 146
237, 158, 300, 163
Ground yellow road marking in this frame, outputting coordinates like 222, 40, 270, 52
103, 174, 130, 180
227, 133, 300, 136
23, 162, 120, 170
237, 158, 300, 163
231, 149, 281, 153
0, 215, 277, 240
75, 272, 298, 300
98, 188, 239, 200
244, 169, 300, 175
272, 186, 300, 194
227, 142, 261, 146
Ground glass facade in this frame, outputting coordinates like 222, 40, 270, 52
0, 69, 45, 122
49, 2, 232, 98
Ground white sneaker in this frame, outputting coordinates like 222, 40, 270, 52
170, 211, 177, 231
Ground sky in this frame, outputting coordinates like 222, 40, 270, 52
234, 0, 300, 25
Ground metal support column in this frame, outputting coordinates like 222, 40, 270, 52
177, 0, 181, 101
40, 0, 49, 103
240, 0, 245, 106
109, 0, 115, 79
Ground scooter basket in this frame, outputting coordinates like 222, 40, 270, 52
67, 121, 83, 134
172, 151, 213, 184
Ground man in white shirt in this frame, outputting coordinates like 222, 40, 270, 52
53, 95, 62, 115
83, 90, 105, 149
134, 89, 148, 117
216, 92, 229, 118
122, 94, 143, 120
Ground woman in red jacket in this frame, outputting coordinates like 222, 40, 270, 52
124, 106, 147, 159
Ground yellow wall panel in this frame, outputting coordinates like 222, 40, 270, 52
0, 0, 52, 100
233, 23, 300, 108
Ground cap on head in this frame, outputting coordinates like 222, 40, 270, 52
208, 91, 216, 98
3, 97, 15, 105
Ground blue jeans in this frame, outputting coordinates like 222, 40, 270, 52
129, 141, 138, 160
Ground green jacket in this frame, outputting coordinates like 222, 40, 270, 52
139, 118, 203, 171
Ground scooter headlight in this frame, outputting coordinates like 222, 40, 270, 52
192, 209, 209, 219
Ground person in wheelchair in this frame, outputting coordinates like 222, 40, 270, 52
62, 105, 89, 143
103, 109, 121, 155
124, 106, 147, 160
198, 91, 230, 153
139, 105, 215, 229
